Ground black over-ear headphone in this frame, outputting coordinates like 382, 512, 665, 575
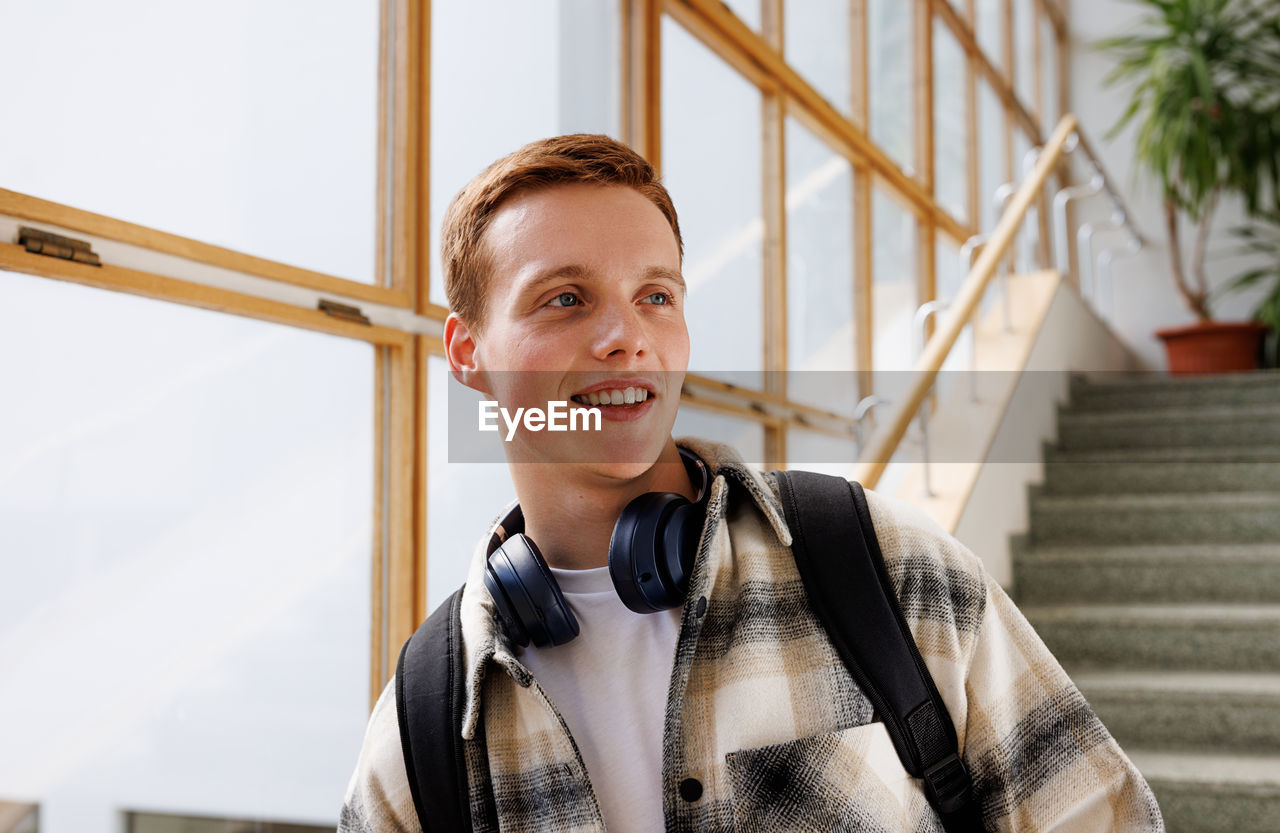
482, 447, 711, 648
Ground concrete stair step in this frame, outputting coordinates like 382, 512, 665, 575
1068, 370, 1280, 412
1127, 749, 1280, 833
1045, 444, 1280, 462
1042, 444, 1280, 494
1022, 375, 1280, 833
1074, 671, 1280, 753
1029, 490, 1280, 545
1011, 542, 1280, 605
1022, 604, 1280, 672
1057, 403, 1280, 450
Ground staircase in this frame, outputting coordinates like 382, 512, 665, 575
1012, 370, 1280, 833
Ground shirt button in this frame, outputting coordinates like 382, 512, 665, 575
695, 596, 708, 618
679, 777, 703, 802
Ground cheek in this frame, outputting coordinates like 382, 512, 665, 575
513, 341, 571, 379
663, 318, 691, 365
500, 335, 570, 402
506, 329, 560, 366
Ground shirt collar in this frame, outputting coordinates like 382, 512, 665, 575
455, 435, 793, 739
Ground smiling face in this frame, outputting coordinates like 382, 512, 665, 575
444, 182, 689, 478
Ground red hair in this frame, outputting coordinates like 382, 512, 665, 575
440, 134, 682, 334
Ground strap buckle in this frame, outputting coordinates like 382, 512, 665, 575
922, 753, 973, 815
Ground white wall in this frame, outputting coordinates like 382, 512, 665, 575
953, 278, 1142, 586
1068, 0, 1274, 370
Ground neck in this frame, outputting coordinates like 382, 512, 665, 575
510, 438, 698, 571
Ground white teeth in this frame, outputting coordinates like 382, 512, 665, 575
574, 387, 652, 405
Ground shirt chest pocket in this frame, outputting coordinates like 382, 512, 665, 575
723, 721, 944, 833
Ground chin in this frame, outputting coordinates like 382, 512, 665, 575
585, 457, 661, 483
539, 429, 669, 478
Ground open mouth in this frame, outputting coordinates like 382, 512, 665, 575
570, 387, 653, 409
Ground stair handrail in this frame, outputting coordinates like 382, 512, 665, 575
854, 115, 1081, 489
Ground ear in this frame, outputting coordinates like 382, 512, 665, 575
444, 312, 492, 395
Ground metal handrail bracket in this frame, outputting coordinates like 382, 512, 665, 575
1053, 172, 1104, 277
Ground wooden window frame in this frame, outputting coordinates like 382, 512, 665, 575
4, 0, 1072, 709
637, 0, 1070, 441
1, 0, 433, 709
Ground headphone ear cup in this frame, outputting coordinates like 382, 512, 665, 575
609, 491, 699, 613
661, 500, 704, 591
484, 549, 531, 647
484, 533, 580, 647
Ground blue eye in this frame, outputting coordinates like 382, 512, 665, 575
645, 292, 672, 305
548, 292, 580, 307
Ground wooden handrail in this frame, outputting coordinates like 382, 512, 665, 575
853, 114, 1080, 488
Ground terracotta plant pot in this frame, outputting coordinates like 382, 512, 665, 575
1154, 320, 1269, 374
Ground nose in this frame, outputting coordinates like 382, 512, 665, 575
592, 297, 651, 360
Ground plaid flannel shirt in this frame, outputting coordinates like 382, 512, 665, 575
340, 435, 1164, 832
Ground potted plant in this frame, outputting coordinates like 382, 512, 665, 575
1097, 0, 1280, 373
1217, 211, 1280, 367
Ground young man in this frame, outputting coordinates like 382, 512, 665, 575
339, 134, 1163, 832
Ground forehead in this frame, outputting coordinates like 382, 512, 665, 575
483, 182, 681, 277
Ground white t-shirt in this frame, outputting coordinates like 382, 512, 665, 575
516, 565, 681, 833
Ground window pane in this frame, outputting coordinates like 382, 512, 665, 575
429, 0, 621, 308
663, 18, 764, 386
674, 407, 767, 468
921, 237, 980, 408
933, 20, 970, 226
1012, 129, 1039, 269
0, 2, 379, 284
0, 803, 36, 833
0, 272, 374, 829
976, 0, 1004, 72
427, 357, 516, 613
872, 189, 918, 371
1014, 129, 1034, 184
978, 80, 1009, 233
869, 0, 915, 173
936, 236, 967, 302
785, 119, 856, 416
1041, 17, 1059, 131
936, 237, 975, 403
786, 429, 859, 476
785, 0, 853, 119
723, 0, 762, 31
1014, 0, 1037, 128
127, 811, 329, 833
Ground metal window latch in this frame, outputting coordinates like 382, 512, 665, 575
318, 298, 371, 325
18, 227, 101, 266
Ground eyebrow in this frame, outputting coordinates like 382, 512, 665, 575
520, 264, 686, 296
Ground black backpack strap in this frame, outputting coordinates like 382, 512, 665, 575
773, 470, 983, 833
395, 585, 473, 833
